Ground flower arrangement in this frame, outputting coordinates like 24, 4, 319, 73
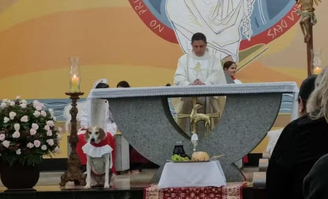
0, 97, 61, 166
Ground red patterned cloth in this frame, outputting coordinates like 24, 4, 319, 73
144, 182, 247, 199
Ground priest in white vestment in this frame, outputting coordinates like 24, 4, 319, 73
174, 33, 227, 138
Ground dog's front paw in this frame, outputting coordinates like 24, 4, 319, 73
104, 183, 110, 188
84, 184, 91, 189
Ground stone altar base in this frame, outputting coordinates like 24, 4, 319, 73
0, 168, 267, 199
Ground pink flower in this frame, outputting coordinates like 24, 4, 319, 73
46, 130, 52, 136
30, 129, 36, 135
40, 111, 46, 117
2, 140, 10, 148
20, 116, 28, 122
58, 127, 63, 133
44, 125, 50, 131
41, 145, 47, 151
16, 149, 21, 155
46, 139, 54, 146
34, 140, 41, 148
12, 131, 20, 138
35, 105, 42, 111
32, 123, 39, 130
1, 102, 6, 108
16, 96, 21, 99
0, 134, 5, 141
9, 101, 15, 106
27, 142, 34, 148
9, 112, 16, 120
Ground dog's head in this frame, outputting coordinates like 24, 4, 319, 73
85, 126, 106, 144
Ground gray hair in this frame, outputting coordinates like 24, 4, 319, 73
307, 67, 328, 122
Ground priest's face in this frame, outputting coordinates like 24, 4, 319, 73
192, 40, 207, 57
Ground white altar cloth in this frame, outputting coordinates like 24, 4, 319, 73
158, 160, 226, 189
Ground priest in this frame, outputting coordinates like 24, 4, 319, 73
174, 32, 227, 138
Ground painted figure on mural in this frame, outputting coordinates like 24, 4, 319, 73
296, 0, 321, 43
166, 0, 255, 62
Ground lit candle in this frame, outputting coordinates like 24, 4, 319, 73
313, 67, 322, 75
70, 74, 80, 92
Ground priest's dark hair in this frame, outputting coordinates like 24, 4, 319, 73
223, 61, 236, 70
95, 82, 109, 89
191, 32, 207, 44
117, 81, 130, 88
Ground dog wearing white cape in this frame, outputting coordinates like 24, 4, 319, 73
82, 126, 113, 188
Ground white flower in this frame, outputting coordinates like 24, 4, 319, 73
58, 127, 63, 133
19, 103, 27, 108
56, 133, 62, 141
46, 121, 54, 127
3, 117, 9, 123
16, 96, 20, 99
20, 116, 28, 122
16, 149, 21, 155
46, 130, 52, 136
27, 142, 34, 148
40, 111, 46, 117
32, 123, 39, 130
49, 109, 54, 118
2, 99, 8, 103
53, 116, 57, 122
0, 134, 5, 141
20, 100, 27, 104
34, 140, 41, 148
41, 145, 47, 151
44, 125, 50, 131
14, 123, 20, 131
9, 112, 16, 120
2, 140, 10, 148
12, 131, 20, 138
46, 139, 54, 146
1, 102, 6, 108
9, 101, 15, 106
33, 111, 40, 118
54, 146, 61, 154
30, 129, 36, 135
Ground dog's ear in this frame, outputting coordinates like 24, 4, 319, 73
84, 129, 90, 142
98, 128, 106, 141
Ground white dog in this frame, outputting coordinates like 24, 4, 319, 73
82, 126, 113, 188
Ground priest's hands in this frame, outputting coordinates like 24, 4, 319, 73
190, 79, 205, 85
